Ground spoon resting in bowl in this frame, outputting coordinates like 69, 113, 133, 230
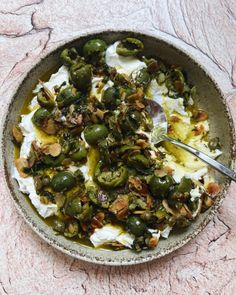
145, 99, 236, 182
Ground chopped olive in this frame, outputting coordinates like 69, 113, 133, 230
64, 197, 82, 217
60, 47, 80, 66
53, 219, 66, 233
102, 87, 119, 109
94, 162, 128, 189
70, 63, 92, 91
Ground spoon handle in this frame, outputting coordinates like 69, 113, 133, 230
165, 136, 236, 182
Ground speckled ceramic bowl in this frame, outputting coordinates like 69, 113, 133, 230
1, 30, 235, 265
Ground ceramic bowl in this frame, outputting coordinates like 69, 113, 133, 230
1, 30, 235, 265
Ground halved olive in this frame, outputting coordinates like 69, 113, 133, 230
127, 216, 147, 237
84, 124, 109, 145
116, 38, 144, 56
51, 171, 76, 192
60, 47, 80, 66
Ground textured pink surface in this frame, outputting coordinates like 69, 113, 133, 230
0, 1, 236, 294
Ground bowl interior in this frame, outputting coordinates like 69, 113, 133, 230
2, 31, 234, 265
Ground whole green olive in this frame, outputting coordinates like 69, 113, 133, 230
84, 124, 109, 145
127, 154, 150, 171
149, 175, 175, 198
102, 87, 119, 109
70, 64, 92, 91
116, 38, 144, 56
83, 39, 107, 57
60, 47, 80, 66
64, 197, 82, 217
134, 68, 151, 88
127, 216, 147, 237
32, 108, 51, 128
56, 86, 81, 108
94, 162, 128, 189
53, 219, 66, 233
51, 171, 76, 192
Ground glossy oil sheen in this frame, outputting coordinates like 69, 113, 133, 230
1, 30, 235, 265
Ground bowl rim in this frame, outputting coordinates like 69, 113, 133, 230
1, 29, 235, 266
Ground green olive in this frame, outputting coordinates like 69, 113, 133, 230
127, 154, 150, 171
71, 146, 87, 161
84, 124, 109, 145
51, 171, 76, 192
56, 86, 81, 108
70, 64, 92, 91
43, 153, 66, 167
32, 108, 51, 128
60, 47, 80, 66
208, 137, 221, 151
102, 87, 119, 110
177, 177, 192, 193
53, 219, 65, 233
94, 162, 128, 189
134, 68, 151, 88
83, 39, 107, 57
116, 38, 144, 56
121, 110, 142, 133
149, 175, 175, 198
64, 221, 79, 238
64, 197, 82, 217
37, 87, 55, 109
127, 216, 147, 237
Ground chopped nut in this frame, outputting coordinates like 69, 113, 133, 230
91, 212, 105, 229
169, 115, 180, 123
12, 126, 23, 144
207, 182, 220, 196
193, 124, 204, 136
127, 88, 144, 101
15, 158, 28, 178
42, 143, 61, 157
148, 236, 159, 248
109, 195, 129, 220
128, 176, 143, 191
192, 110, 208, 122
44, 118, 57, 135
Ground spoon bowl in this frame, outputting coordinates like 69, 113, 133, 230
145, 99, 236, 182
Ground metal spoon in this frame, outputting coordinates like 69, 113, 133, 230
145, 99, 236, 182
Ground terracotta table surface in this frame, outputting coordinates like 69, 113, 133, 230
0, 1, 236, 294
